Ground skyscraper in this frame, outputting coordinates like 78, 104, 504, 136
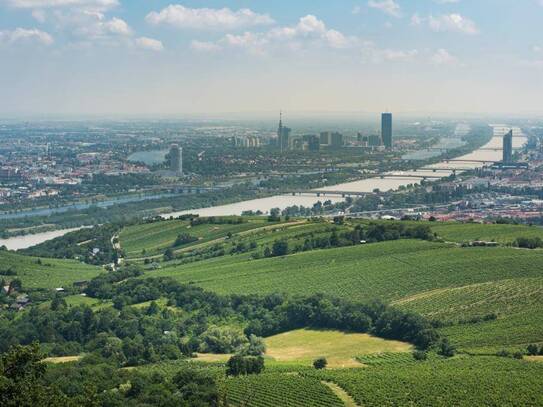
277, 112, 291, 153
381, 113, 393, 149
320, 132, 331, 145
169, 143, 182, 175
330, 132, 343, 148
503, 130, 513, 163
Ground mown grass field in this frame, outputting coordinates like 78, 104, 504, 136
0, 250, 102, 289
264, 329, 411, 368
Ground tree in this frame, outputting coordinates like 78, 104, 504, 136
172, 367, 218, 406
51, 294, 67, 311
413, 350, 428, 361
0, 343, 69, 407
437, 338, 455, 357
313, 357, 327, 369
163, 248, 175, 261
226, 355, 264, 376
198, 326, 248, 354
527, 344, 539, 356
239, 335, 266, 356
9, 279, 22, 293
272, 240, 288, 257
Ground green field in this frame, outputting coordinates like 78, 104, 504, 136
264, 329, 411, 368
119, 217, 273, 258
223, 372, 345, 407
6, 217, 543, 405
140, 221, 543, 352
148, 239, 543, 301
0, 250, 102, 289
310, 356, 543, 406
430, 222, 543, 243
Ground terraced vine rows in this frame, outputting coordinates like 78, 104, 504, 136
310, 356, 543, 406
223, 373, 344, 407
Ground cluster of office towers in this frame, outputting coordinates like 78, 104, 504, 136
277, 112, 393, 152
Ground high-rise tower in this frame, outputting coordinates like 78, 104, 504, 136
277, 111, 291, 153
381, 112, 393, 149
169, 144, 182, 175
503, 130, 513, 163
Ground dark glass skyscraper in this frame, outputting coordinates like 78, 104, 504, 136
381, 112, 393, 149
503, 130, 513, 163
169, 144, 182, 175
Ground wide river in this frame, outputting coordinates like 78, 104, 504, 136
164, 125, 526, 218
1, 125, 526, 250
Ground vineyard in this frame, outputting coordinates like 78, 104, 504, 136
119, 216, 271, 259
310, 356, 543, 406
429, 222, 543, 244
148, 239, 543, 304
0, 249, 102, 289
223, 373, 344, 407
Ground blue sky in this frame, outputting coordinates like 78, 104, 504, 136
0, 0, 542, 117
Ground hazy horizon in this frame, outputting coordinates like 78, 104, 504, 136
1, 0, 543, 116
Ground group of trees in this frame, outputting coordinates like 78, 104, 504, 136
514, 236, 543, 249
22, 224, 120, 265
0, 343, 221, 407
527, 344, 543, 356
0, 269, 440, 368
260, 222, 434, 258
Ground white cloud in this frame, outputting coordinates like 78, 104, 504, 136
146, 5, 274, 30
104, 16, 131, 35
0, 27, 53, 45
352, 5, 362, 15
268, 15, 355, 49
51, 10, 131, 40
430, 48, 457, 65
190, 14, 356, 56
367, 0, 401, 18
428, 14, 479, 34
360, 42, 419, 63
31, 9, 46, 22
533, 45, 542, 53
4, 0, 118, 10
135, 37, 163, 51
190, 40, 221, 52
410, 13, 422, 26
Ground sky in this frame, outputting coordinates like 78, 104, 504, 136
0, 0, 542, 118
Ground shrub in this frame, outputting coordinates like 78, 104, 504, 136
527, 344, 539, 356
437, 338, 455, 357
413, 350, 428, 361
226, 355, 265, 376
313, 357, 327, 370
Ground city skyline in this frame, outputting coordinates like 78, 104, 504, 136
1, 1, 543, 117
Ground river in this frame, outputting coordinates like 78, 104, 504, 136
164, 125, 526, 218
0, 227, 84, 251
3, 125, 526, 249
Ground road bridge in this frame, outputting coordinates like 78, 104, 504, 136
379, 174, 446, 179
443, 159, 498, 164
287, 190, 371, 197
